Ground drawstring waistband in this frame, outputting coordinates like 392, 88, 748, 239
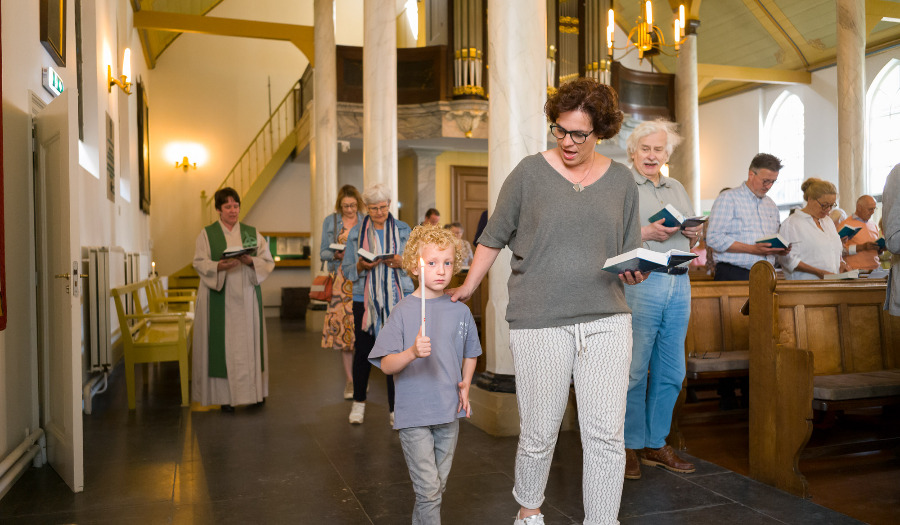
576, 322, 586, 357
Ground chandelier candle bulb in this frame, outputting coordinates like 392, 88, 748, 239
420, 257, 426, 338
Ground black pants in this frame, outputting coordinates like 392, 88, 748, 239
352, 301, 395, 411
714, 262, 751, 281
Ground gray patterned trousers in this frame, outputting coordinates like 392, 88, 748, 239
510, 314, 631, 525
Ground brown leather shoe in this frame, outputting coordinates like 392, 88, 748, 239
640, 445, 696, 473
624, 448, 641, 479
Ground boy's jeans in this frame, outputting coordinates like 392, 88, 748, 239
398, 420, 460, 524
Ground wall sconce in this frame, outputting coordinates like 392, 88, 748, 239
175, 156, 197, 171
108, 48, 132, 95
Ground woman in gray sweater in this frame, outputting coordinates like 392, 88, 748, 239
451, 78, 645, 525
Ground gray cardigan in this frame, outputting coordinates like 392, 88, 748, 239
478, 153, 642, 329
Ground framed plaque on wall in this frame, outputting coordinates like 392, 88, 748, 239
137, 80, 151, 214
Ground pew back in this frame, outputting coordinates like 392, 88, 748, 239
748, 261, 900, 498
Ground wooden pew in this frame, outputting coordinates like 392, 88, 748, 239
147, 276, 196, 315
748, 261, 900, 498
111, 280, 193, 409
668, 279, 750, 449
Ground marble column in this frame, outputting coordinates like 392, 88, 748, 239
415, 149, 440, 222
671, 33, 701, 214
836, 0, 865, 208
311, 0, 338, 277
363, 0, 399, 209
484, 0, 547, 378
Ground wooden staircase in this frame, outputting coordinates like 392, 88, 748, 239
199, 77, 308, 225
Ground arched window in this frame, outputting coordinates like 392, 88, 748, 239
763, 93, 804, 205
866, 59, 900, 196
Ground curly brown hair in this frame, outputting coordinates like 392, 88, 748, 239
402, 225, 465, 280
544, 78, 624, 140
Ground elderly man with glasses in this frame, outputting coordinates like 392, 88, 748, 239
706, 153, 792, 280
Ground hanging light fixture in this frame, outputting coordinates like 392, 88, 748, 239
607, 1, 689, 62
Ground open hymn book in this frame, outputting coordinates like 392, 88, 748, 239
648, 204, 708, 229
357, 248, 395, 263
602, 248, 697, 274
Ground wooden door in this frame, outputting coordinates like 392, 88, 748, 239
34, 90, 84, 492
451, 166, 487, 371
451, 166, 487, 243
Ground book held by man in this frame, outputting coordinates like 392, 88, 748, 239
357, 248, 394, 263
602, 248, 697, 274
329, 243, 346, 251
648, 203, 708, 229
876, 237, 886, 249
755, 233, 790, 250
837, 225, 861, 239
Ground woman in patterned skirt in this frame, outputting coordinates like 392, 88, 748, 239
320, 185, 366, 399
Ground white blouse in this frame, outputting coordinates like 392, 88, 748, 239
777, 209, 843, 279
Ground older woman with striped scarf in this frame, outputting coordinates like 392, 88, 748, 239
342, 183, 415, 425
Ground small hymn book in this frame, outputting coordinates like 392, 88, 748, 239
837, 225, 861, 239
329, 243, 346, 251
754, 234, 790, 250
602, 248, 697, 274
357, 248, 394, 263
648, 204, 708, 229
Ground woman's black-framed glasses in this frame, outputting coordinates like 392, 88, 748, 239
549, 124, 593, 144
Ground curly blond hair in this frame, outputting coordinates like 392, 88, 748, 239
402, 225, 465, 279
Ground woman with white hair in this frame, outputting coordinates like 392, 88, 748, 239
342, 183, 414, 425
621, 119, 703, 480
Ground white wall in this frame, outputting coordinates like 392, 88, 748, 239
149, 0, 366, 277
698, 46, 900, 212
1, 0, 150, 462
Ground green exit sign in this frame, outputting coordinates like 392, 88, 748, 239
42, 66, 64, 97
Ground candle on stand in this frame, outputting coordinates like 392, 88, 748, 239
420, 257, 426, 338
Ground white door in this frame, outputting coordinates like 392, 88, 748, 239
34, 90, 84, 492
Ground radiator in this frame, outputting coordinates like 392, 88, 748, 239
84, 247, 112, 370
124, 252, 141, 315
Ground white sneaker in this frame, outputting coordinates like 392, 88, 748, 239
349, 401, 365, 424
343, 381, 354, 400
389, 411, 395, 426
513, 513, 545, 525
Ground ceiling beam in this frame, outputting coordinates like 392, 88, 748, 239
866, 0, 900, 35
741, 0, 810, 68
133, 10, 315, 66
697, 64, 812, 87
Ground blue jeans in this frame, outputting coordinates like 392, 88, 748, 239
398, 420, 460, 524
623, 272, 690, 449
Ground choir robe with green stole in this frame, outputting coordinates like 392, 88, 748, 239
192, 220, 275, 406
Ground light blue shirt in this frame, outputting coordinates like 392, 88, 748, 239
706, 182, 781, 270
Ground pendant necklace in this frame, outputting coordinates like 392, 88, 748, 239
571, 153, 595, 192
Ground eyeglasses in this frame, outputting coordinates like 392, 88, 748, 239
549, 124, 593, 144
368, 205, 390, 213
817, 199, 837, 210
341, 203, 358, 209
751, 171, 777, 186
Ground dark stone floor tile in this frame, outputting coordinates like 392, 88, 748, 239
619, 467, 732, 518
686, 472, 865, 524
0, 502, 175, 525
173, 493, 371, 525
620, 502, 784, 524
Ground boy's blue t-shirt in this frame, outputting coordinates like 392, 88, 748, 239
369, 294, 482, 430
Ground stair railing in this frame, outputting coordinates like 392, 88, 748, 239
201, 79, 303, 224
